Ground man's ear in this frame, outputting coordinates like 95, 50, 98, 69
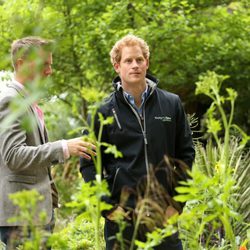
114, 63, 120, 74
146, 58, 149, 69
15, 58, 24, 71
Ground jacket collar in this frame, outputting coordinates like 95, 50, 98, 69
112, 73, 159, 94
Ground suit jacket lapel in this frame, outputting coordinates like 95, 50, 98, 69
8, 82, 46, 144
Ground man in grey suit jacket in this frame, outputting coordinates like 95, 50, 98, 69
0, 36, 96, 248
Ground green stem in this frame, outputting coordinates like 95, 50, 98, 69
205, 224, 215, 249
95, 194, 101, 250
216, 101, 229, 167
213, 133, 222, 155
228, 100, 235, 130
94, 120, 104, 250
220, 214, 237, 250
97, 116, 104, 176
130, 204, 144, 250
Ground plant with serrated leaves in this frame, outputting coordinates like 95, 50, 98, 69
175, 71, 250, 249
134, 71, 249, 250
6, 189, 48, 250
60, 90, 122, 250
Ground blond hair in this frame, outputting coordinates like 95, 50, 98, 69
11, 36, 53, 69
110, 34, 150, 65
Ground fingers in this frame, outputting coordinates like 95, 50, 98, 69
74, 145, 96, 159
76, 137, 96, 151
79, 151, 92, 160
79, 145, 96, 159
81, 141, 96, 151
78, 139, 96, 159
67, 138, 97, 159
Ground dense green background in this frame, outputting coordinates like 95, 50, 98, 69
0, 1, 249, 248
0, 0, 249, 136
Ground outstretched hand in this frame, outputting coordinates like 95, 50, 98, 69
67, 137, 96, 160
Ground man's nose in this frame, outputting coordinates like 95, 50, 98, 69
131, 60, 139, 68
44, 66, 52, 76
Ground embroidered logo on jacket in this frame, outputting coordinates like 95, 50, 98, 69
154, 116, 172, 122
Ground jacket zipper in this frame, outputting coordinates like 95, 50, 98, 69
122, 91, 153, 174
142, 107, 149, 174
122, 91, 152, 216
111, 167, 121, 195
112, 108, 122, 130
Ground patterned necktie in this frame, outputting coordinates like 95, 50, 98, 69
33, 103, 45, 129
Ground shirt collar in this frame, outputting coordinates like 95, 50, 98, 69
13, 79, 24, 90
123, 85, 149, 101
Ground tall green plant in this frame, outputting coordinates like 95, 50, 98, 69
195, 71, 250, 243
64, 89, 122, 250
6, 190, 48, 250
195, 71, 249, 164
176, 71, 250, 249
135, 71, 249, 250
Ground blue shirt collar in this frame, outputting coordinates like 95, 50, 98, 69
123, 85, 149, 114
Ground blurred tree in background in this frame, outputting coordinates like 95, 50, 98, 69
0, 0, 249, 133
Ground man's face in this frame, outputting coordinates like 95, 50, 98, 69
17, 49, 53, 82
114, 45, 149, 87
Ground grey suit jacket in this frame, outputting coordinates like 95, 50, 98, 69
0, 81, 64, 226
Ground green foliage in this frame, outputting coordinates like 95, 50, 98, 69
134, 71, 250, 250
1, 1, 250, 249
64, 181, 110, 249
49, 218, 105, 250
66, 181, 112, 219
7, 190, 48, 250
177, 72, 249, 249
0, 70, 12, 85
175, 139, 250, 250
8, 190, 47, 225
135, 216, 178, 250
52, 92, 122, 250
0, 0, 249, 130
195, 71, 250, 163
176, 160, 238, 249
